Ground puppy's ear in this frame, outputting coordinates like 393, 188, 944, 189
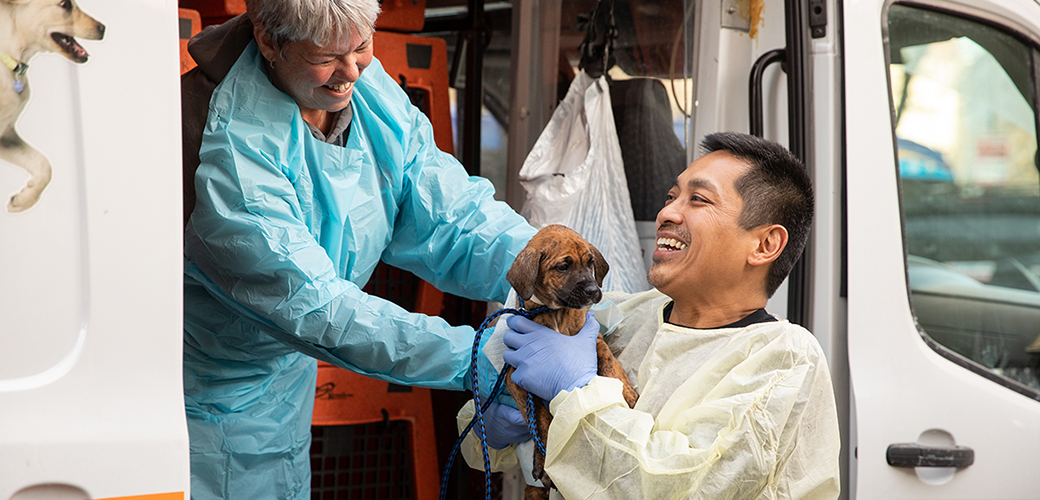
589, 243, 609, 287
507, 246, 540, 300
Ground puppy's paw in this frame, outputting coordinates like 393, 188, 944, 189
8, 193, 31, 213
8, 190, 40, 212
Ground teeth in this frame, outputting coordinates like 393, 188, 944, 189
656, 238, 687, 251
325, 82, 350, 92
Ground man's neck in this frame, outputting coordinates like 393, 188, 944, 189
666, 289, 768, 329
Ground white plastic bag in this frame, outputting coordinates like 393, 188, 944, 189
519, 71, 649, 293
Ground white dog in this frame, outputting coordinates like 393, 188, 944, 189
0, 0, 104, 213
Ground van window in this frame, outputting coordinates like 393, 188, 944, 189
887, 4, 1040, 394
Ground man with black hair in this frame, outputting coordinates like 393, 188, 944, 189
479, 132, 840, 499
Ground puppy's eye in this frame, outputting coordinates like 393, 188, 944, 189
555, 262, 570, 272
59, 0, 72, 10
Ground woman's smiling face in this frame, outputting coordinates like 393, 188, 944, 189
256, 24, 374, 126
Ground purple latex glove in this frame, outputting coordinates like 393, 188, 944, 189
481, 402, 531, 449
502, 311, 599, 402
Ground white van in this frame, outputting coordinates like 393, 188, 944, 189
4, 0, 1040, 499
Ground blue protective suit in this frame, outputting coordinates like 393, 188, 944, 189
182, 39, 534, 500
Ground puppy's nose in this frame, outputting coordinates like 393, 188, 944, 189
582, 282, 602, 303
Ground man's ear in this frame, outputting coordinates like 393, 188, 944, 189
747, 224, 788, 267
253, 22, 280, 63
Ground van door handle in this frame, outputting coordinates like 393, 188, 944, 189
886, 443, 975, 468
748, 48, 786, 137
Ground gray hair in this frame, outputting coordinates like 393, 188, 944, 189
246, 0, 380, 49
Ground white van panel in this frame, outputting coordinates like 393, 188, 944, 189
845, 0, 1040, 498
0, 57, 90, 386
0, 0, 189, 498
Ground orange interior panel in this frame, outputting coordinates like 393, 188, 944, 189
376, 0, 427, 33
313, 364, 440, 500
178, 8, 201, 74
97, 493, 183, 500
372, 31, 455, 155
178, 0, 246, 26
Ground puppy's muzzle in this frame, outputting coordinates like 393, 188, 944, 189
560, 279, 602, 309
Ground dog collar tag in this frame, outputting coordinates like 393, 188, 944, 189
12, 80, 22, 93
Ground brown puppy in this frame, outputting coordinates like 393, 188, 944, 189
504, 224, 638, 500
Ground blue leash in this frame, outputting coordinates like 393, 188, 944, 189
438, 298, 551, 500
525, 393, 547, 456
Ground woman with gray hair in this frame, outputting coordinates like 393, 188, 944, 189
180, 1, 535, 498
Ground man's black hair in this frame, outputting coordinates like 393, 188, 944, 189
701, 132, 814, 297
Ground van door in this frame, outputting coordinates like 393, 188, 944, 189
0, 1, 189, 498
845, 0, 1040, 497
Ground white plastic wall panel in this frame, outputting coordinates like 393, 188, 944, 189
0, 0, 189, 498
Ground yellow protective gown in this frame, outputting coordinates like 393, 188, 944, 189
460, 289, 840, 499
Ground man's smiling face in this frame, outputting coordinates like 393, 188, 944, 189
648, 151, 759, 299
